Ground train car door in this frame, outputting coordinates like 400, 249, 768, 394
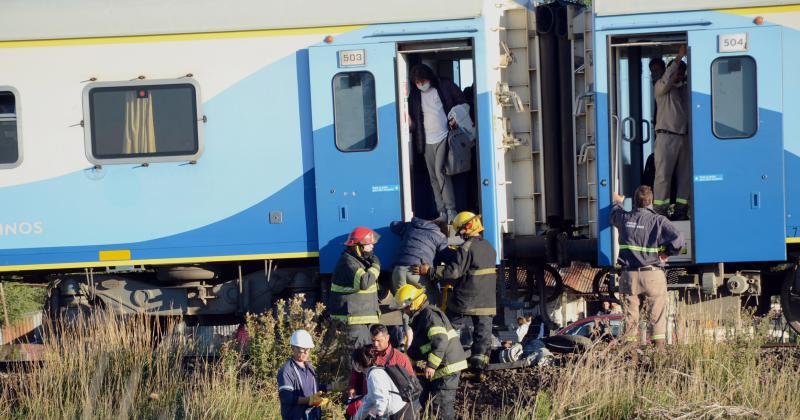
688, 27, 784, 263
309, 43, 401, 272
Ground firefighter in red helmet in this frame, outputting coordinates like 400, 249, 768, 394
329, 227, 382, 349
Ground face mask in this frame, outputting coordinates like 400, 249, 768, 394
416, 81, 430, 92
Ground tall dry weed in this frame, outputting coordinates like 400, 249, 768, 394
0, 294, 346, 419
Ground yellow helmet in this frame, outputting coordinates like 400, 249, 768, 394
452, 211, 483, 235
394, 284, 427, 311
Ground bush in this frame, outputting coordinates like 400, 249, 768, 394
0, 282, 46, 326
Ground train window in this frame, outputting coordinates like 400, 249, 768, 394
83, 80, 203, 164
711, 56, 757, 139
0, 89, 21, 169
332, 71, 378, 152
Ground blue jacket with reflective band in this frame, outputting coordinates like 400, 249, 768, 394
610, 203, 685, 268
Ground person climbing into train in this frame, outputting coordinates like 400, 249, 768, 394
653, 44, 691, 220
329, 227, 382, 349
611, 185, 685, 351
408, 63, 468, 223
395, 284, 467, 420
389, 217, 451, 307
430, 211, 497, 371
277, 330, 329, 420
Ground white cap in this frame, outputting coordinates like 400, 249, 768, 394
290, 329, 315, 349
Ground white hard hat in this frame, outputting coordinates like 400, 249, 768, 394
290, 329, 315, 349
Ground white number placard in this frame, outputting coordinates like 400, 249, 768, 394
338, 49, 366, 67
718, 33, 748, 53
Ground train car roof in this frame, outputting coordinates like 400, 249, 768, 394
595, 0, 799, 16
0, 0, 483, 42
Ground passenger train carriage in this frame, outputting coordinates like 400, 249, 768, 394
1, 0, 799, 332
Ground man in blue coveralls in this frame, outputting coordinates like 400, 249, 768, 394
278, 330, 328, 420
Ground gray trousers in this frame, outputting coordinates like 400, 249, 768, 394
424, 140, 456, 215
654, 133, 691, 207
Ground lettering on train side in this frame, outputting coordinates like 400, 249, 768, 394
0, 221, 44, 237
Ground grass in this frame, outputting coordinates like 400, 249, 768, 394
1, 296, 798, 419
0, 281, 46, 327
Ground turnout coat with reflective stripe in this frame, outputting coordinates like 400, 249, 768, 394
610, 203, 685, 268
329, 250, 381, 324
407, 303, 468, 378
443, 236, 497, 316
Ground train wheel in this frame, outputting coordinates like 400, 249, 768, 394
592, 268, 621, 305
781, 265, 800, 334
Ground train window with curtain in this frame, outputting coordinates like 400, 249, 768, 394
711, 56, 757, 139
0, 89, 21, 169
332, 71, 378, 152
83, 80, 203, 164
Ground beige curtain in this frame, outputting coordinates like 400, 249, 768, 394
123, 91, 156, 154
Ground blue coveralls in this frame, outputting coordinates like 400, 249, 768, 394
277, 358, 321, 420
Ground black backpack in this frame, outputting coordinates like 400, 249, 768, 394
378, 349, 423, 403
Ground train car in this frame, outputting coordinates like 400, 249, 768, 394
1, 0, 799, 333
0, 0, 508, 320
591, 0, 800, 332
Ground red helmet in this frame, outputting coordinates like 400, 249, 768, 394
344, 227, 380, 246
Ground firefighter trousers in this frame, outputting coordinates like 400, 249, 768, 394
420, 373, 459, 420
448, 312, 492, 365
619, 269, 668, 343
654, 132, 691, 208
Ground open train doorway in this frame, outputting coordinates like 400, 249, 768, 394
396, 39, 481, 224
608, 32, 693, 262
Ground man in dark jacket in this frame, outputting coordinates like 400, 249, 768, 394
390, 217, 450, 306
329, 227, 382, 349
408, 64, 467, 223
611, 186, 684, 350
441, 212, 497, 370
396, 284, 467, 420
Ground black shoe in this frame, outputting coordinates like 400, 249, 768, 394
654, 204, 670, 217
670, 204, 689, 221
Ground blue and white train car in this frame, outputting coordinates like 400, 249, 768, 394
0, 0, 512, 317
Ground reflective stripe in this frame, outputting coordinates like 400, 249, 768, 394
330, 282, 378, 294
428, 326, 448, 338
675, 198, 689, 205
651, 334, 666, 340
625, 335, 638, 342
433, 359, 468, 379
331, 313, 380, 325
619, 244, 664, 253
471, 354, 489, 363
427, 353, 442, 368
420, 343, 431, 354
461, 307, 497, 316
469, 267, 496, 276
653, 199, 671, 205
447, 330, 459, 339
367, 266, 380, 278
354, 268, 366, 288
279, 385, 294, 391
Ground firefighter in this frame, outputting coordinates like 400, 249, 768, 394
440, 211, 497, 370
395, 284, 467, 420
329, 227, 382, 349
653, 44, 691, 220
611, 186, 685, 350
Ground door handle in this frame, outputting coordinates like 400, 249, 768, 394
339, 206, 349, 221
621, 117, 637, 143
641, 120, 651, 144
